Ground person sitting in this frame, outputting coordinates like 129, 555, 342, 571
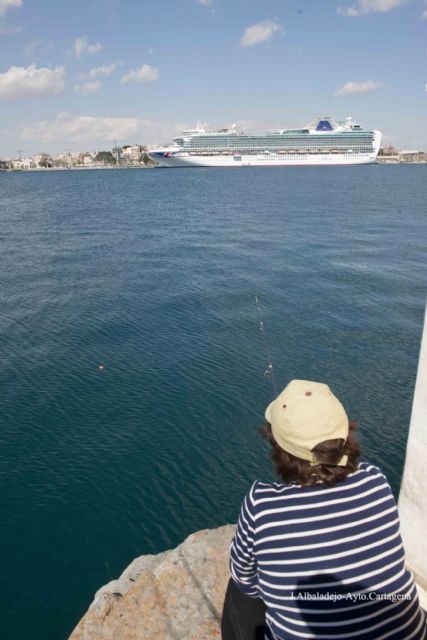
221, 379, 426, 640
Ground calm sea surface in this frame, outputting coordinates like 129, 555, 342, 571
0, 165, 426, 639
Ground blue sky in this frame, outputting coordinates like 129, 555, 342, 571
0, 0, 426, 156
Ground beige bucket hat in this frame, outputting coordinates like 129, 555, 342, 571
265, 379, 349, 466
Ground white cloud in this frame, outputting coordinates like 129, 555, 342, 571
24, 39, 54, 56
334, 80, 383, 96
74, 80, 101, 94
121, 64, 159, 84
74, 63, 120, 93
338, 0, 408, 16
198, 0, 212, 5
0, 0, 22, 16
422, 1, 427, 19
87, 63, 119, 79
21, 112, 141, 145
240, 20, 283, 48
0, 64, 65, 99
0, 22, 21, 33
19, 112, 188, 148
74, 36, 102, 59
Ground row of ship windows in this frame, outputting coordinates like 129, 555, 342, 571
183, 137, 372, 145
184, 136, 372, 147
181, 134, 372, 141
183, 146, 373, 152
184, 143, 373, 150
232, 155, 370, 159
183, 151, 373, 157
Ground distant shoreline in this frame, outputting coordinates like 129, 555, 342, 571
1, 165, 155, 172
2, 161, 427, 173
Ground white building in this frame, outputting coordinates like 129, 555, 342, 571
12, 156, 36, 170
120, 144, 143, 163
79, 152, 96, 166
399, 150, 426, 163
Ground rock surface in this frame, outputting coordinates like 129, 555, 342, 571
69, 524, 235, 640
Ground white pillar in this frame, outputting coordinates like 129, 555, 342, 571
398, 305, 427, 599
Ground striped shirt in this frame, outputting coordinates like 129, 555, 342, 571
230, 462, 426, 640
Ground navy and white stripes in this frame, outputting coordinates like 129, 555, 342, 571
230, 462, 426, 640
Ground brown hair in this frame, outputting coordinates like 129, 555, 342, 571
260, 421, 361, 487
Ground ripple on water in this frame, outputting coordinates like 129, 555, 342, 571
0, 165, 426, 640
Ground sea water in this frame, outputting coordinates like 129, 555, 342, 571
0, 165, 426, 639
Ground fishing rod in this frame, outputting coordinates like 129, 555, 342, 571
255, 296, 278, 398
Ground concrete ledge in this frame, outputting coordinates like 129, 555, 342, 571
398, 305, 427, 591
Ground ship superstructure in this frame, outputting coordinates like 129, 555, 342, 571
148, 117, 382, 167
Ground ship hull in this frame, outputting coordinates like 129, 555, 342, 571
149, 152, 378, 168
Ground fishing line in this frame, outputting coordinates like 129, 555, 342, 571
255, 296, 278, 398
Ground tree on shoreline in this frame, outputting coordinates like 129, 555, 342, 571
39, 156, 53, 168
95, 151, 116, 165
141, 151, 156, 166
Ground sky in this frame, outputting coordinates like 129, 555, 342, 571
0, 0, 426, 157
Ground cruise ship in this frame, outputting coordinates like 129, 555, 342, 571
148, 116, 382, 168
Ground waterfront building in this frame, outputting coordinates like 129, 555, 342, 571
121, 144, 143, 162
399, 150, 427, 163
79, 152, 96, 166
11, 156, 36, 170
